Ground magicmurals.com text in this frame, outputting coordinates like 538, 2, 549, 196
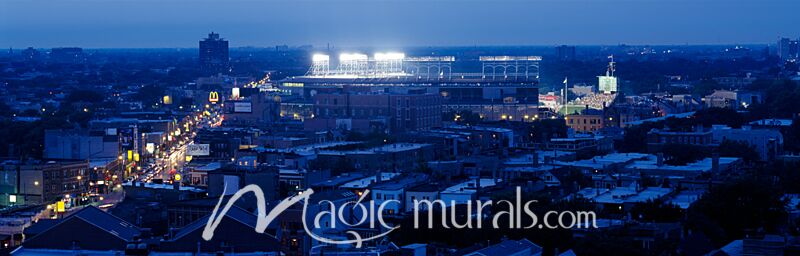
201, 185, 597, 247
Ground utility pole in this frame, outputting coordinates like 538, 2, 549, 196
563, 77, 568, 113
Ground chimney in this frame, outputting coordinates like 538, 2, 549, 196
657, 153, 664, 166
712, 153, 720, 172
532, 151, 540, 167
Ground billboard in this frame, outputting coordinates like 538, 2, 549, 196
187, 144, 210, 156
234, 102, 252, 113
232, 87, 240, 99
598, 75, 618, 94
145, 143, 155, 154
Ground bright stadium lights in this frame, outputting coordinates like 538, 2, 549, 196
339, 53, 368, 62
312, 54, 329, 62
374, 52, 406, 61
309, 54, 331, 76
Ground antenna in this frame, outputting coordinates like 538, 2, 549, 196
608, 55, 616, 76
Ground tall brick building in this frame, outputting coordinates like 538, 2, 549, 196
306, 88, 442, 133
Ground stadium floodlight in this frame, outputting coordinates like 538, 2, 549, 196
479, 56, 542, 61
374, 52, 405, 61
312, 54, 330, 62
339, 53, 368, 62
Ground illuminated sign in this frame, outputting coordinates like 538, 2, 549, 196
187, 144, 210, 156
234, 102, 252, 113
209, 91, 220, 104
598, 75, 618, 94
146, 143, 155, 154
283, 82, 304, 87
231, 87, 240, 99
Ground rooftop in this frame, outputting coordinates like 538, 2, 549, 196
371, 174, 427, 191
503, 150, 575, 166
626, 111, 695, 126
339, 173, 400, 189
319, 143, 431, 155
626, 156, 741, 173
442, 178, 499, 194
467, 238, 542, 256
749, 118, 793, 127
667, 190, 704, 209
122, 181, 205, 193
312, 172, 368, 188
555, 152, 652, 170
576, 185, 673, 204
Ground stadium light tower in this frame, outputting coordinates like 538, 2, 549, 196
374, 52, 405, 75
338, 53, 368, 75
309, 54, 330, 76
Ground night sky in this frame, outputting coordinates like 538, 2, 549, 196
2, 0, 799, 48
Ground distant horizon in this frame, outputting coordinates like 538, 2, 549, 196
7, 42, 781, 50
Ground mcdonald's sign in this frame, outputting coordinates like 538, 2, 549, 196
209, 91, 220, 104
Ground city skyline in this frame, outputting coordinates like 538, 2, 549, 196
3, 1, 800, 255
2, 0, 800, 48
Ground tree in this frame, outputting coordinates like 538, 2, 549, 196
65, 89, 104, 103
135, 84, 166, 106
331, 158, 354, 175
692, 79, 723, 96
686, 176, 787, 246
629, 199, 683, 222
786, 116, 800, 152
526, 119, 568, 144
662, 144, 707, 165
619, 121, 660, 152
693, 108, 745, 128
717, 140, 759, 163
0, 101, 13, 117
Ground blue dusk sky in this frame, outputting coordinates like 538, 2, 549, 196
1, 0, 799, 48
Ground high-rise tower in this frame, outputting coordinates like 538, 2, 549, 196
199, 32, 229, 74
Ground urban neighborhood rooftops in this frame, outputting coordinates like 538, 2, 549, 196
575, 185, 673, 205
442, 178, 499, 195
555, 152, 652, 170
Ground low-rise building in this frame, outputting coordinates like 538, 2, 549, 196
465, 238, 543, 256
0, 160, 89, 206
370, 174, 427, 215
712, 125, 783, 161
317, 143, 435, 172
440, 178, 499, 207
555, 153, 652, 173
574, 185, 673, 212
13, 206, 140, 254
625, 155, 742, 178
